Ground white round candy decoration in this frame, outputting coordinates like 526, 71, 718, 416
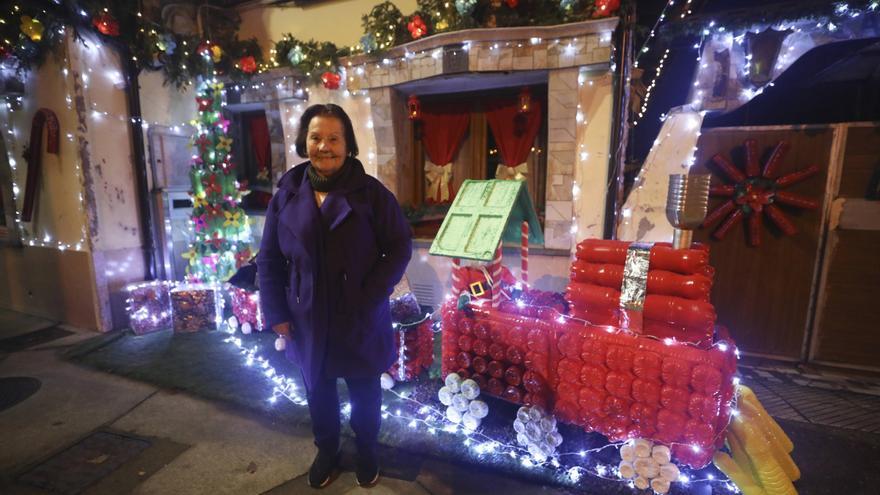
618, 461, 635, 479
652, 445, 672, 465
444, 373, 462, 393
527, 442, 547, 462
547, 431, 563, 447
528, 405, 545, 422
241, 322, 252, 334
539, 441, 554, 457
633, 438, 653, 458
651, 477, 671, 494
659, 462, 680, 482
513, 418, 526, 434
620, 444, 635, 462
446, 405, 462, 424
438, 386, 454, 406
633, 476, 650, 490
516, 433, 530, 446
274, 336, 286, 351
525, 421, 542, 441
452, 393, 470, 412
469, 400, 489, 419
517, 407, 531, 423
228, 316, 239, 328
460, 379, 480, 400
380, 373, 395, 390
540, 416, 556, 432
635, 458, 659, 479
462, 412, 481, 431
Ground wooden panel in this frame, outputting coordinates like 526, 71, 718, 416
838, 126, 880, 198
0, 245, 99, 330
810, 124, 880, 369
691, 127, 833, 359
812, 229, 880, 367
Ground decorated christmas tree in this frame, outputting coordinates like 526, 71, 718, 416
183, 68, 253, 284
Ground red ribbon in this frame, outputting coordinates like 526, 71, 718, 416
22, 108, 59, 222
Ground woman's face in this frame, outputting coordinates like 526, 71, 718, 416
307, 115, 347, 176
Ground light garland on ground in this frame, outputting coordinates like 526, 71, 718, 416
221, 295, 740, 493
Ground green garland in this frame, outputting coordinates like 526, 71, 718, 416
1, 0, 263, 89
3, 0, 628, 90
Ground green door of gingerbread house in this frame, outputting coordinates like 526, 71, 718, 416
429, 179, 543, 262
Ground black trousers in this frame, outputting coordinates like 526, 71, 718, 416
304, 374, 382, 456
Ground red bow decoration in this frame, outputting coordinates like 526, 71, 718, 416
196, 97, 213, 112
407, 15, 427, 39
207, 235, 224, 250
203, 174, 222, 196
93, 13, 120, 36
321, 72, 341, 90
239, 56, 257, 74
235, 248, 252, 268
195, 134, 211, 153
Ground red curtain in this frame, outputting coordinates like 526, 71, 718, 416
420, 102, 470, 202
248, 115, 271, 176
485, 99, 542, 167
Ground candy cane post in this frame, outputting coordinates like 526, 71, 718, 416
490, 244, 503, 308
451, 257, 462, 298
521, 220, 529, 288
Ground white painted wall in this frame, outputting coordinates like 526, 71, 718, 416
617, 109, 704, 242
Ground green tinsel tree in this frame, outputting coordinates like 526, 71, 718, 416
184, 58, 253, 284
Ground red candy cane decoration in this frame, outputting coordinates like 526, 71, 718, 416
490, 245, 503, 308
451, 257, 462, 297
521, 221, 529, 288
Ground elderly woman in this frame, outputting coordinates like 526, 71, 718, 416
257, 104, 412, 488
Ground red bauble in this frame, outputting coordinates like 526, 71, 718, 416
321, 71, 341, 90
239, 56, 258, 74
93, 13, 120, 36
196, 97, 213, 112
593, 0, 621, 18
505, 0, 519, 8
407, 15, 427, 40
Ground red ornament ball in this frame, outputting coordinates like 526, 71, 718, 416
93, 13, 120, 36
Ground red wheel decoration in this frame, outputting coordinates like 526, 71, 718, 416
702, 139, 820, 247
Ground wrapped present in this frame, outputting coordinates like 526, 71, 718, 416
566, 239, 716, 346
171, 284, 223, 332
388, 318, 434, 381
229, 286, 265, 331
125, 281, 174, 335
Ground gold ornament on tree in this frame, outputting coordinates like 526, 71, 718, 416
21, 16, 44, 42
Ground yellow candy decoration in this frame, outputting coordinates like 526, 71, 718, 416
714, 452, 766, 495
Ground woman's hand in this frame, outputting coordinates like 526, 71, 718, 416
272, 321, 291, 339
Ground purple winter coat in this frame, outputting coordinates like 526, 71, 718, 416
257, 158, 412, 388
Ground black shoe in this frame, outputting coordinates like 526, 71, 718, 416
308, 448, 339, 488
355, 454, 379, 487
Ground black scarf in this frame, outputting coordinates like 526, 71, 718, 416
307, 158, 352, 192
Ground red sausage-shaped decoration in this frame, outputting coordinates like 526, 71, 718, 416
570, 261, 712, 301
576, 239, 708, 275
566, 283, 716, 328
